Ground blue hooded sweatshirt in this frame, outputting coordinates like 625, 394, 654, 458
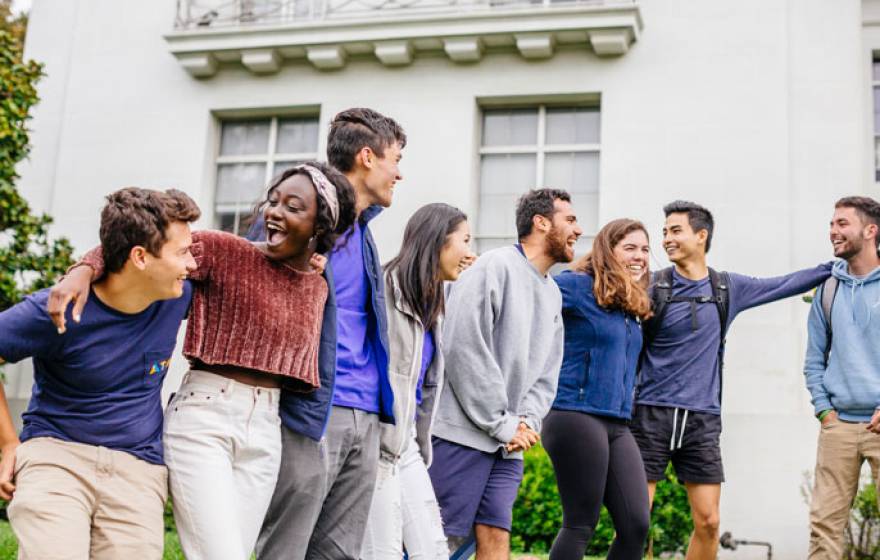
804, 260, 880, 422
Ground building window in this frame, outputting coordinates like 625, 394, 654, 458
214, 116, 320, 235
476, 105, 600, 254
874, 61, 880, 182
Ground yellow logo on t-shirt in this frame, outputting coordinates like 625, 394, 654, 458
148, 359, 170, 376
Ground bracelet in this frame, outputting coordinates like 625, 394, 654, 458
817, 410, 832, 422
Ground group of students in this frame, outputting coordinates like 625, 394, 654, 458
0, 104, 877, 560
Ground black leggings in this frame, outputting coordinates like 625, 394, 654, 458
542, 410, 650, 560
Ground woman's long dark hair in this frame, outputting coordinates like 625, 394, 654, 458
385, 203, 467, 330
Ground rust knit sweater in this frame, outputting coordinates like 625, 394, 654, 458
81, 230, 327, 390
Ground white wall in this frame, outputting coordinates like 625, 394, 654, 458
13, 0, 874, 556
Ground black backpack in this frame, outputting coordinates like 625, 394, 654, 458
640, 266, 731, 396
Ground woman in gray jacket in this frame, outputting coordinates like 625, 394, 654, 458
361, 203, 475, 560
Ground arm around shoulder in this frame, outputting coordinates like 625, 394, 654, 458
729, 262, 833, 312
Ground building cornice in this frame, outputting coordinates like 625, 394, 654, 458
165, 3, 643, 77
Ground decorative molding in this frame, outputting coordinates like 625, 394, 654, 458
515, 33, 555, 59
177, 52, 218, 78
165, 2, 643, 77
306, 45, 347, 69
242, 48, 282, 73
443, 37, 483, 62
374, 40, 414, 66
589, 29, 632, 56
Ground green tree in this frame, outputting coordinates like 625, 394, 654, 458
0, 0, 73, 312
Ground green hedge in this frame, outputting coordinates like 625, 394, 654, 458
511, 443, 692, 555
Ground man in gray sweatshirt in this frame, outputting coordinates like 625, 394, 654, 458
428, 188, 581, 560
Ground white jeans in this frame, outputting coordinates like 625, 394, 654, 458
163, 370, 281, 560
362, 433, 448, 560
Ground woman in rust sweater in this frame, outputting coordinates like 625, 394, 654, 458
70, 162, 356, 560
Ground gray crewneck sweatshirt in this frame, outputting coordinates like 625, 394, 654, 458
433, 246, 564, 459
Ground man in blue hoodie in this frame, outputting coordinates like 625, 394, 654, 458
631, 200, 831, 560
804, 196, 880, 559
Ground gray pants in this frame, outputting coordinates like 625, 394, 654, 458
256, 406, 380, 560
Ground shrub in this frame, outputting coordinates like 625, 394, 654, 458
647, 465, 692, 556
845, 482, 880, 559
511, 444, 691, 555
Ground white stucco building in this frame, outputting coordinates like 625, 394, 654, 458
7, 0, 880, 556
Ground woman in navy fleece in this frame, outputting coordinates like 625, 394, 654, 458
543, 219, 654, 560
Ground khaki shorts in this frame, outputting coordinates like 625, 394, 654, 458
8, 437, 168, 560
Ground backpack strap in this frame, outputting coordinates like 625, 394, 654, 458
819, 276, 839, 366
643, 266, 675, 344
708, 268, 730, 404
636, 267, 674, 400
707, 268, 730, 342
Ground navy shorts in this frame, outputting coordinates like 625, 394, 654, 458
630, 404, 724, 484
427, 437, 524, 537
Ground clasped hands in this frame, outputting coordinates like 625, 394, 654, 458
506, 421, 539, 453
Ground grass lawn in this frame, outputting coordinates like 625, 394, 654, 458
0, 520, 600, 560
0, 520, 186, 559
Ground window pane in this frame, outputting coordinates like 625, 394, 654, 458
544, 152, 599, 194
479, 153, 536, 237
220, 120, 270, 156
276, 118, 319, 154
545, 107, 600, 144
875, 137, 880, 180
478, 194, 521, 237
480, 153, 537, 195
571, 193, 599, 235
482, 109, 538, 147
216, 212, 239, 234
272, 160, 306, 179
215, 163, 266, 206
874, 87, 880, 131
874, 61, 880, 82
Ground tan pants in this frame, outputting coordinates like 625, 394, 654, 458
8, 437, 168, 560
809, 419, 880, 559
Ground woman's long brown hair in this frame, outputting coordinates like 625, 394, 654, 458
572, 219, 652, 320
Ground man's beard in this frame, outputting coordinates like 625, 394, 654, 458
835, 235, 863, 261
546, 225, 573, 263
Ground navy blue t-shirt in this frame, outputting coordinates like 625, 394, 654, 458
637, 264, 831, 414
0, 284, 192, 465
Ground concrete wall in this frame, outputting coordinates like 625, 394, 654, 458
11, 0, 874, 556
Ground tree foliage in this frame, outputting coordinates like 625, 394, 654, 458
0, 1, 73, 312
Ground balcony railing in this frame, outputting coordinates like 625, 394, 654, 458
174, 0, 635, 29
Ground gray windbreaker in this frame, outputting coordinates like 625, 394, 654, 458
380, 271, 445, 466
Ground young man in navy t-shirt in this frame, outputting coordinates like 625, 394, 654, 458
0, 187, 199, 560
631, 200, 831, 560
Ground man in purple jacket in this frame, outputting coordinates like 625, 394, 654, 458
630, 200, 831, 560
